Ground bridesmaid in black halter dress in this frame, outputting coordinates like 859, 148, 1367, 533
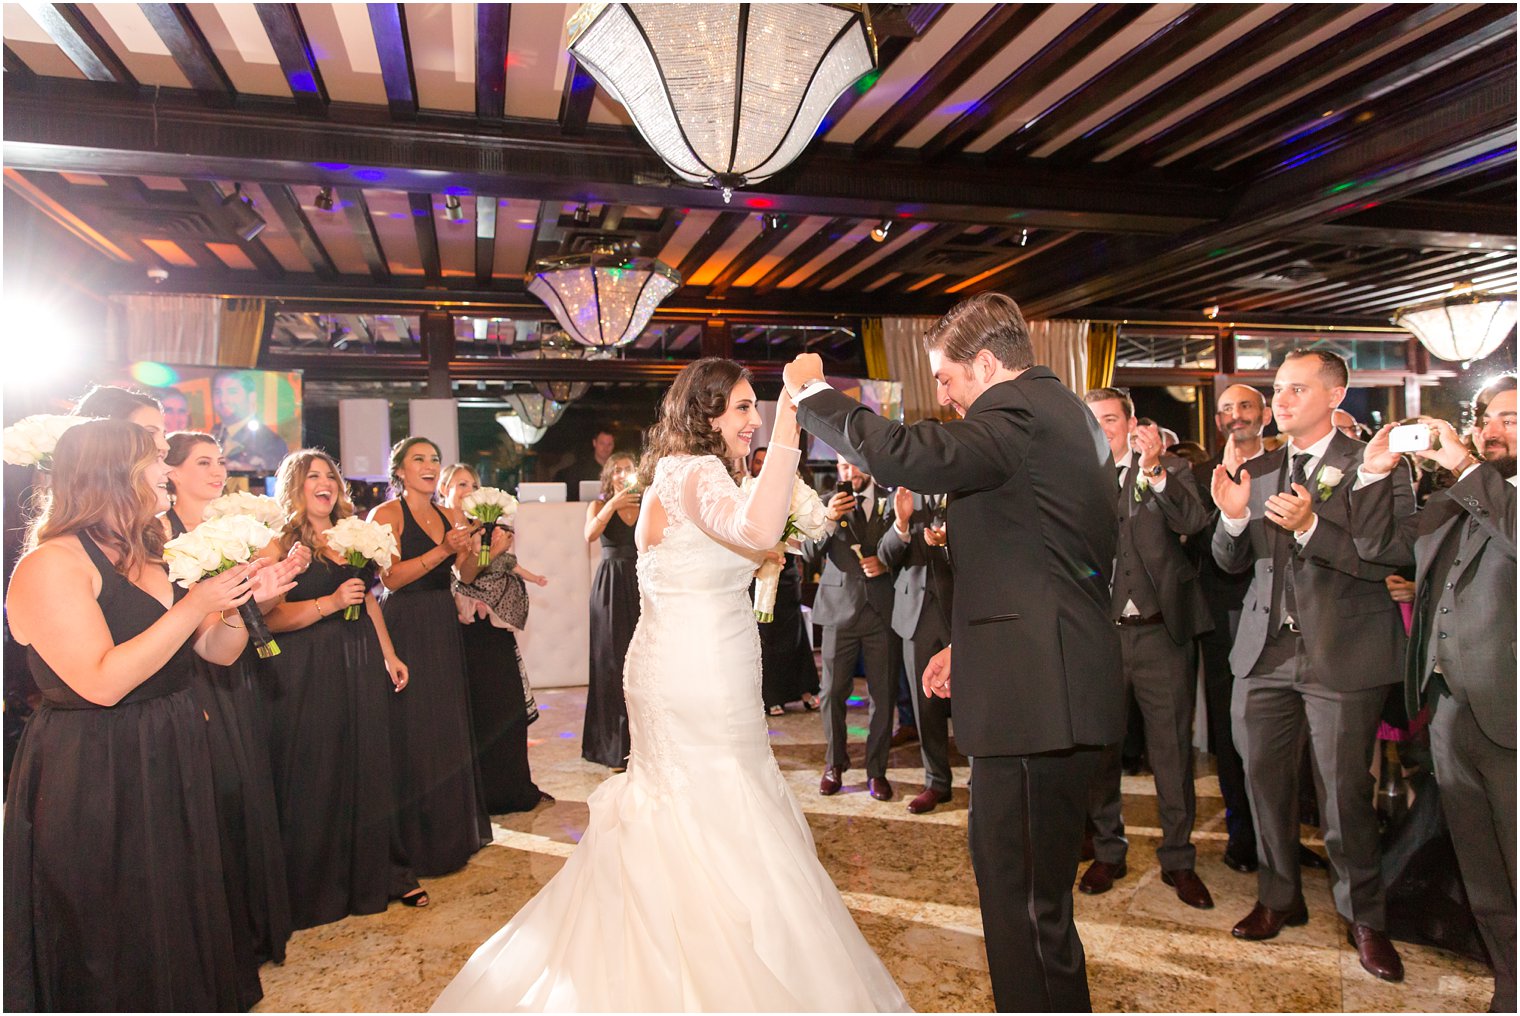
4, 420, 298, 1011
582, 452, 642, 769
162, 433, 292, 1004
264, 449, 427, 925
369, 438, 491, 877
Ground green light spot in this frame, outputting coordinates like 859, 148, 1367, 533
853, 68, 882, 95
1328, 181, 1357, 195
1206, 248, 1230, 258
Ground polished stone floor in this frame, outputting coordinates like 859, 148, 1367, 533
256, 686, 1492, 1013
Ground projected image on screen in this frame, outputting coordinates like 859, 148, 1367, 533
124, 364, 302, 473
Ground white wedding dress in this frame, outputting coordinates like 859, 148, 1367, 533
432, 446, 909, 1013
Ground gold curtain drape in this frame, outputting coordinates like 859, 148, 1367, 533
1086, 322, 1118, 392
878, 317, 940, 423
217, 299, 267, 367
861, 318, 889, 380
1026, 319, 1089, 394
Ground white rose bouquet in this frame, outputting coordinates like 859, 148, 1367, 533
460, 487, 519, 567
323, 516, 400, 619
743, 475, 830, 622
203, 491, 288, 529
164, 514, 284, 658
2, 414, 92, 469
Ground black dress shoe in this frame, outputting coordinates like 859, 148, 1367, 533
1078, 860, 1126, 895
868, 777, 894, 801
819, 767, 842, 796
1299, 844, 1329, 870
1222, 843, 1259, 873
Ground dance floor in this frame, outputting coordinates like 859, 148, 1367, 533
257, 686, 1491, 1012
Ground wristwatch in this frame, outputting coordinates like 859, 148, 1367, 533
1144, 464, 1165, 478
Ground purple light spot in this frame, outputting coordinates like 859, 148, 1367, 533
514, 221, 535, 230
314, 162, 350, 172
941, 98, 980, 116
557, 731, 575, 739
444, 185, 470, 196
354, 169, 385, 182
288, 70, 318, 94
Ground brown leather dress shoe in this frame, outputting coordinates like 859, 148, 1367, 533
906, 787, 951, 814
1078, 860, 1127, 895
1161, 868, 1215, 910
819, 767, 842, 796
1231, 901, 1309, 940
1348, 924, 1404, 982
890, 725, 919, 748
868, 777, 894, 801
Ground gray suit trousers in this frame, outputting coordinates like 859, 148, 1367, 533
1430, 688, 1516, 1010
1088, 623, 1198, 871
903, 628, 953, 793
1232, 629, 1388, 925
820, 611, 899, 779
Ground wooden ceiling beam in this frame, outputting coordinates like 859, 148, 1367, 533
408, 192, 441, 280
816, 3, 947, 136
707, 215, 798, 298
1293, 251, 1517, 314
989, 3, 1253, 161
18, 1, 136, 85
337, 186, 390, 280
474, 195, 497, 284
261, 184, 336, 278
3, 45, 37, 87
366, 4, 417, 120
919, 4, 1152, 161
475, 3, 510, 121
674, 211, 748, 283
799, 222, 962, 291
853, 4, 1047, 157
558, 57, 596, 136
1219, 250, 1443, 314
255, 4, 327, 115
140, 3, 236, 107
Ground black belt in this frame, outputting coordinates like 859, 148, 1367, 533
1114, 613, 1165, 627
601, 547, 637, 561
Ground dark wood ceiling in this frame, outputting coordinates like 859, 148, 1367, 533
3, 2, 1515, 330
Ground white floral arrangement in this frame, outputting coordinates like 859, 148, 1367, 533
2, 414, 93, 469
460, 487, 519, 566
743, 476, 831, 622
203, 491, 289, 529
324, 517, 400, 619
164, 514, 284, 657
1315, 464, 1344, 501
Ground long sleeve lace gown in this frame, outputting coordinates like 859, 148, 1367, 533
431, 445, 909, 1013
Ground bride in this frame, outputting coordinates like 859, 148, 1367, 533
432, 359, 909, 1013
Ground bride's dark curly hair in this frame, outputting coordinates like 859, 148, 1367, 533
638, 357, 751, 486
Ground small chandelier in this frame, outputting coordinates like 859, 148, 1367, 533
518, 329, 610, 403
567, 3, 877, 201
496, 391, 568, 446
527, 251, 680, 348
1394, 284, 1517, 363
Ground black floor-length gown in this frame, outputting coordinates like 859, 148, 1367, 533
170, 510, 291, 992
583, 511, 640, 767
265, 555, 421, 929
5, 535, 246, 1012
461, 614, 545, 813
383, 500, 492, 876
759, 554, 821, 709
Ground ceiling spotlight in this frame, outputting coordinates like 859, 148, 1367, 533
1019, 228, 1030, 247
1202, 304, 1220, 320
870, 219, 893, 243
572, 203, 591, 225
444, 194, 465, 223
221, 183, 266, 242
760, 212, 784, 234
314, 186, 335, 212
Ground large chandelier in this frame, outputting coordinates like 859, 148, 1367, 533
496, 391, 568, 446
527, 251, 680, 348
1394, 285, 1517, 362
567, 3, 877, 200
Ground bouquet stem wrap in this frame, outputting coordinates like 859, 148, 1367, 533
342, 553, 368, 620
477, 520, 499, 568
753, 542, 787, 623
239, 597, 280, 658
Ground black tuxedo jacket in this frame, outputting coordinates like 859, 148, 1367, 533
1349, 464, 1516, 748
796, 368, 1123, 757
1114, 452, 1213, 644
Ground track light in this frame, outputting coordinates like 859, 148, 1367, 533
444, 194, 465, 223
870, 219, 892, 243
221, 183, 266, 242
1202, 304, 1220, 320
761, 212, 784, 234
572, 203, 591, 225
1019, 228, 1029, 247
314, 186, 335, 212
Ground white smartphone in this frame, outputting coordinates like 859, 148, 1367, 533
1387, 423, 1432, 454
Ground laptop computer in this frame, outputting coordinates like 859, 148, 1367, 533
517, 482, 567, 503
577, 480, 603, 503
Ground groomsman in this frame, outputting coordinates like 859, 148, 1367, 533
1080, 389, 1214, 908
1348, 375, 1516, 1010
877, 487, 955, 814
807, 458, 900, 801
1211, 348, 1412, 982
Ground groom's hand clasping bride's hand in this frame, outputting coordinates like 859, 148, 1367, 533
781, 353, 825, 398
922, 645, 951, 699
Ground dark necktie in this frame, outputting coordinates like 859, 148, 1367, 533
1290, 452, 1311, 492
1283, 453, 1312, 623
1117, 462, 1126, 492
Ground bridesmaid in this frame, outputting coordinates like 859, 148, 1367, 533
441, 464, 553, 814
582, 451, 641, 769
4, 419, 295, 1011
73, 383, 170, 453
263, 448, 428, 923
162, 432, 293, 1004
369, 438, 491, 876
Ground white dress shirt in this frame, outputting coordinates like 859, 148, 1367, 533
1220, 430, 1335, 545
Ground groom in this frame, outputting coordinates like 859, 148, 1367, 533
783, 293, 1123, 1012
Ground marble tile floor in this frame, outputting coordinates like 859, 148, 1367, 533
257, 686, 1492, 1013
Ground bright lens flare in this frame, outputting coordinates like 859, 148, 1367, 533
2, 298, 86, 390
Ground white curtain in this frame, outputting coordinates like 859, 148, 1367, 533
1026, 319, 1091, 396
880, 317, 940, 423
105, 294, 223, 365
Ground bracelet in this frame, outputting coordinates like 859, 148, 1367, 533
314, 597, 327, 618
220, 609, 244, 629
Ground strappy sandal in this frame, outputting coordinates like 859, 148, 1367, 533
767, 704, 786, 717
401, 888, 430, 908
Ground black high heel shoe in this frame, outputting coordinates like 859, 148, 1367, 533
401, 888, 430, 908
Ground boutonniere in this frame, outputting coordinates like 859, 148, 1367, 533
1315, 465, 1344, 501
1133, 473, 1148, 503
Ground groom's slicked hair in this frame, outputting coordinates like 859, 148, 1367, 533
639, 357, 751, 487
923, 292, 1035, 372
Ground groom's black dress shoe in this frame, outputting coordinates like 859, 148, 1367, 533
868, 777, 894, 801
1077, 860, 1126, 895
819, 767, 842, 796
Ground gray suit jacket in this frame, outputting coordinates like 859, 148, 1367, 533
1114, 452, 1214, 644
877, 518, 954, 643
804, 490, 895, 629
1211, 431, 1413, 688
1348, 464, 1516, 748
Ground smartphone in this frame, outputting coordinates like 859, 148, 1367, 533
1388, 423, 1432, 454
834, 480, 854, 503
